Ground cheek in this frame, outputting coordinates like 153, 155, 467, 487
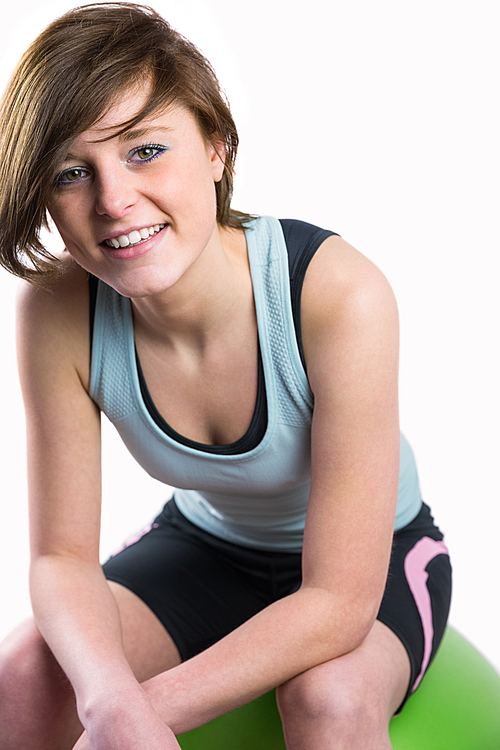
160, 159, 218, 222
49, 201, 86, 240
53, 222, 87, 257
48, 210, 96, 271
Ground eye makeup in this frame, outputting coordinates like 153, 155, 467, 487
54, 142, 171, 187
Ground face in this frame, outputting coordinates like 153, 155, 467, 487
48, 87, 225, 298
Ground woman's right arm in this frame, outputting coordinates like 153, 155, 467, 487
16, 267, 179, 747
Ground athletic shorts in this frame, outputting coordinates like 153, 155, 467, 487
102, 498, 452, 712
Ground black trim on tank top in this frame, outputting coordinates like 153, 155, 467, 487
278, 219, 338, 371
87, 218, 338, 455
136, 346, 268, 454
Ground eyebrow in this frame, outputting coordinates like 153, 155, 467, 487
119, 126, 174, 142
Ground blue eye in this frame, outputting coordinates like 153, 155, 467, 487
130, 144, 169, 163
55, 167, 89, 187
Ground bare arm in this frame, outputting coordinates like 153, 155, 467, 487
136, 235, 401, 733
17, 267, 180, 748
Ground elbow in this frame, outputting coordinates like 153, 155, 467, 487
29, 552, 102, 599
300, 585, 380, 659
335, 603, 378, 657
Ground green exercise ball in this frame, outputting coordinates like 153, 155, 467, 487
389, 627, 500, 749
177, 627, 500, 750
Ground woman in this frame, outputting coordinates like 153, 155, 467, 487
0, 3, 452, 749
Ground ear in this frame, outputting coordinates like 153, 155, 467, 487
209, 139, 226, 183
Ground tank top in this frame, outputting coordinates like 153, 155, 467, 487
89, 216, 422, 551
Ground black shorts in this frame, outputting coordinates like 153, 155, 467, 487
103, 498, 452, 711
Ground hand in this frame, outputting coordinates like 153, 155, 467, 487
72, 691, 181, 750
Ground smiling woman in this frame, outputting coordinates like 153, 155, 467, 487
46, 97, 228, 297
0, 4, 452, 750
0, 2, 249, 282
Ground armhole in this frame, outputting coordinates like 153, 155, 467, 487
278, 219, 339, 370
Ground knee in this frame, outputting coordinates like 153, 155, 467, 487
0, 619, 57, 697
277, 665, 368, 730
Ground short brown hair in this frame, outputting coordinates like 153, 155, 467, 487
0, 2, 253, 281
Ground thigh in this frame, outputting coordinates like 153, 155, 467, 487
102, 498, 303, 663
377, 501, 452, 711
108, 582, 182, 682
277, 501, 452, 730
0, 587, 180, 750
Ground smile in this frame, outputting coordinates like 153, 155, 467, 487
104, 223, 167, 249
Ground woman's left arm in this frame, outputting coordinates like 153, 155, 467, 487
109, 236, 400, 738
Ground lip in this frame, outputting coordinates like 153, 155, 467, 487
100, 224, 168, 260
99, 222, 166, 244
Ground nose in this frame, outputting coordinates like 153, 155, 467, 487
94, 168, 137, 218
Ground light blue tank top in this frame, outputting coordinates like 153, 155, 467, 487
89, 216, 422, 551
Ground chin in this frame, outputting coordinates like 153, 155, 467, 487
106, 267, 182, 300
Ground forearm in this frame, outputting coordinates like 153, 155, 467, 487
144, 585, 375, 735
29, 554, 140, 721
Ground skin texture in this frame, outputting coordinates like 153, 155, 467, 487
0, 86, 410, 749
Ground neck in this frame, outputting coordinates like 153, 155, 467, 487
130, 225, 252, 351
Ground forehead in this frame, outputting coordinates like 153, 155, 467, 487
96, 87, 151, 131
74, 87, 197, 146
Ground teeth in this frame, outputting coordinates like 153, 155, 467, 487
105, 224, 166, 249
128, 230, 141, 244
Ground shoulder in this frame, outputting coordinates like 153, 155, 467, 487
302, 234, 398, 314
300, 235, 399, 392
16, 258, 92, 391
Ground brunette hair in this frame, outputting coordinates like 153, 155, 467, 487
0, 2, 253, 281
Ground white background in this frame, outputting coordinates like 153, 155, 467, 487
1, 0, 499, 673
